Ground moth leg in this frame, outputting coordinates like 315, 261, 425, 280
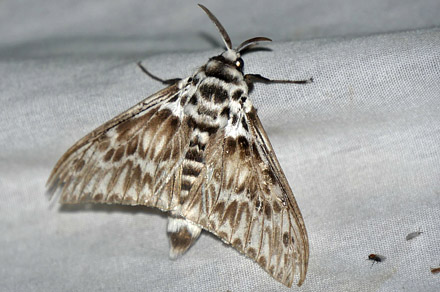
245, 73, 313, 84
167, 216, 201, 259
137, 61, 181, 85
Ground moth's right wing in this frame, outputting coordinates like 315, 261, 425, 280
47, 83, 193, 208
177, 108, 308, 287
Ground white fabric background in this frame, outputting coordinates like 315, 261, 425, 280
1, 0, 439, 291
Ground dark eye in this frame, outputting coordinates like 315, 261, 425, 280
235, 58, 244, 70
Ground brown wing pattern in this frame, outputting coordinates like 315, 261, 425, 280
47, 84, 193, 207
247, 109, 309, 286
175, 108, 309, 287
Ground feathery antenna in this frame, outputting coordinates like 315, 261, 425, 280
198, 4, 232, 50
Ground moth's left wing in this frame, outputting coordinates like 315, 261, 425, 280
177, 107, 308, 287
47, 83, 193, 207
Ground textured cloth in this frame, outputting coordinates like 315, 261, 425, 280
1, 1, 440, 291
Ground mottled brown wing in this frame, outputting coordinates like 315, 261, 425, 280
175, 108, 309, 287
47, 84, 193, 207
246, 109, 309, 287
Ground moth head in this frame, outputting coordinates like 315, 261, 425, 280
199, 4, 272, 55
220, 50, 244, 72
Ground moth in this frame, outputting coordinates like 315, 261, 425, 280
367, 254, 386, 266
47, 4, 311, 287
405, 228, 423, 240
